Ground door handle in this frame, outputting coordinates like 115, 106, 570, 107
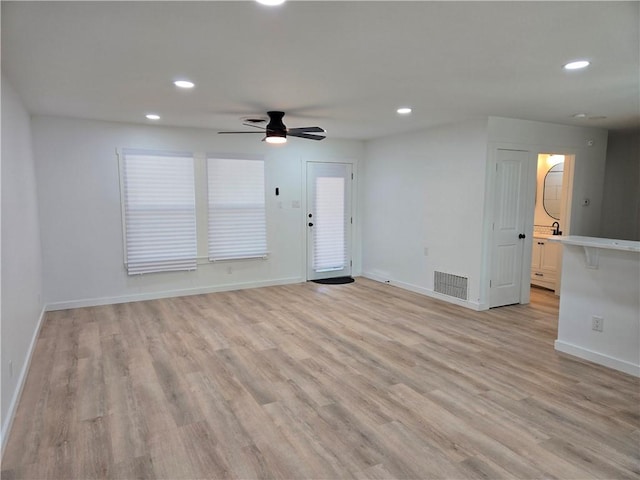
308, 222, 314, 227
518, 233, 526, 239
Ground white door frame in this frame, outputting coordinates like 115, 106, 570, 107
539, 152, 575, 294
302, 159, 358, 281
481, 144, 577, 309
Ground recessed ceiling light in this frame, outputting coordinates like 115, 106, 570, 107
572, 113, 587, 118
145, 113, 160, 120
174, 80, 195, 89
397, 107, 412, 115
563, 60, 590, 70
256, 0, 285, 5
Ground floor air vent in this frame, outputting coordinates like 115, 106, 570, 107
434, 271, 468, 300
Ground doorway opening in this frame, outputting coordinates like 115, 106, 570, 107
488, 149, 575, 309
530, 153, 574, 298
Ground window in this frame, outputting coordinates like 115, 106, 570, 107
121, 149, 197, 275
207, 156, 267, 261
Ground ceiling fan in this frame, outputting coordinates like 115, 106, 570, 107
218, 111, 326, 144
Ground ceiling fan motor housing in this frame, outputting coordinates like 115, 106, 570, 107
266, 111, 287, 136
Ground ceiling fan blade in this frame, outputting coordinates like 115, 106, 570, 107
288, 132, 326, 141
288, 127, 325, 134
242, 123, 267, 130
218, 131, 265, 134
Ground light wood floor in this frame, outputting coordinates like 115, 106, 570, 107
2, 279, 639, 479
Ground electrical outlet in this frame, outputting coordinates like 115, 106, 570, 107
592, 316, 604, 332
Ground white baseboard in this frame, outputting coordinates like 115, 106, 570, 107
45, 276, 304, 311
362, 272, 482, 311
1, 306, 47, 458
554, 340, 640, 377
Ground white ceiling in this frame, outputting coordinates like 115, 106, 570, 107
2, 1, 639, 140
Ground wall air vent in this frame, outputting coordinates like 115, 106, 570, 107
434, 271, 468, 300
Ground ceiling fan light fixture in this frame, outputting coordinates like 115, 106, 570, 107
145, 113, 160, 120
265, 132, 287, 144
397, 107, 412, 115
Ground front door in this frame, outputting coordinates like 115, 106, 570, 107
306, 162, 352, 280
489, 149, 532, 307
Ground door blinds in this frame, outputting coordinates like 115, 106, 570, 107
207, 157, 267, 261
121, 149, 197, 275
313, 176, 347, 272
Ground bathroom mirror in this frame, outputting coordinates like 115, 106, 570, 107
543, 163, 563, 220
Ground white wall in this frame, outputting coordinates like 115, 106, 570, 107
1, 77, 44, 449
361, 119, 489, 308
482, 118, 608, 307
487, 117, 608, 237
361, 117, 609, 311
600, 130, 640, 241
32, 116, 364, 308
555, 242, 639, 377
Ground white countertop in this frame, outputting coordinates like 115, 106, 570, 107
548, 235, 640, 253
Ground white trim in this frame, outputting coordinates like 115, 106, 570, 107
1, 306, 47, 457
362, 272, 483, 311
45, 277, 303, 311
481, 140, 580, 309
116, 148, 127, 270
304, 158, 359, 282
554, 340, 640, 377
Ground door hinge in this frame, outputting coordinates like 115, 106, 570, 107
490, 280, 492, 288
350, 217, 353, 224
350, 260, 352, 267
351, 173, 354, 180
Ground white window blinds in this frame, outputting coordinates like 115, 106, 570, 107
313, 176, 347, 271
121, 149, 197, 275
207, 157, 267, 261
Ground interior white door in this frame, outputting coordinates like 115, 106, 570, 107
307, 162, 352, 280
489, 149, 531, 308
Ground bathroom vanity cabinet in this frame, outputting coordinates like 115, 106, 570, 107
531, 236, 560, 290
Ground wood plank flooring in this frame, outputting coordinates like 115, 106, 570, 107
2, 279, 639, 479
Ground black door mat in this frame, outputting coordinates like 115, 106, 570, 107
312, 276, 355, 285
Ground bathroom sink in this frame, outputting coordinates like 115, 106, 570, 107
533, 233, 560, 240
